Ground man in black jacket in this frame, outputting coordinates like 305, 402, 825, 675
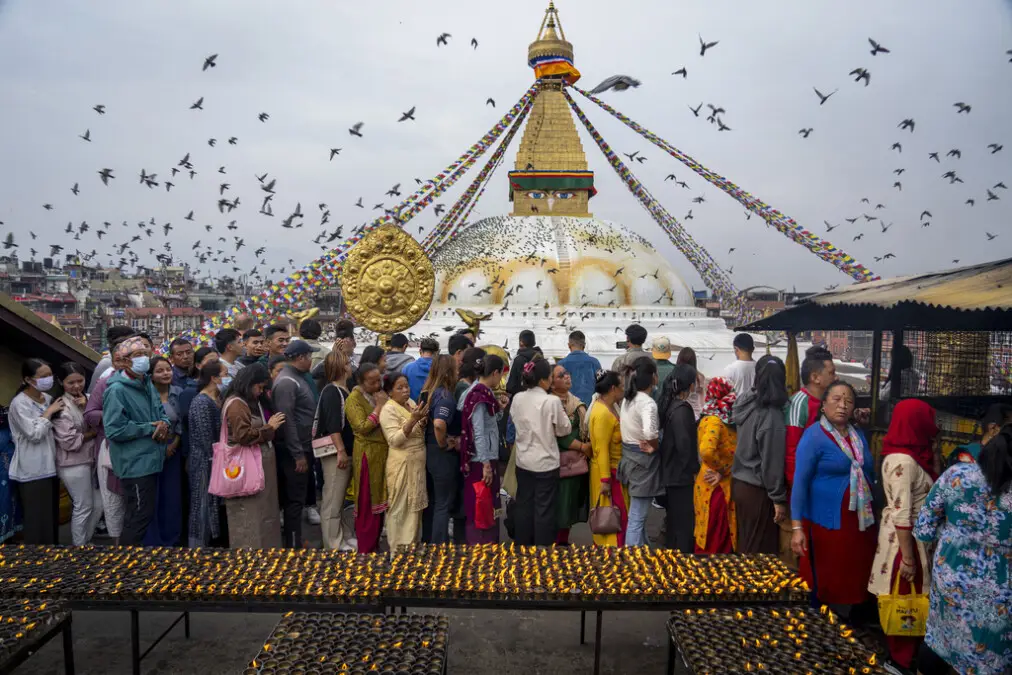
505, 330, 538, 396
271, 339, 319, 548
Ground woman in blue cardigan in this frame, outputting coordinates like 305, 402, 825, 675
790, 381, 877, 608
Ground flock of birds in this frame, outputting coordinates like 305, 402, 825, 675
587, 35, 1009, 285
1, 36, 496, 289
1, 20, 1010, 305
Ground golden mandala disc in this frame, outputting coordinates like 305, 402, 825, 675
340, 225, 435, 334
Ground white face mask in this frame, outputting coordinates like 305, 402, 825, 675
34, 376, 54, 392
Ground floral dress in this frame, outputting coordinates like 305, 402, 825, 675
914, 462, 1012, 674
693, 415, 737, 552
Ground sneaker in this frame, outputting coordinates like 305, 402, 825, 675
305, 506, 321, 525
339, 541, 357, 553
651, 499, 664, 510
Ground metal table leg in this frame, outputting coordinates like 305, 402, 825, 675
579, 610, 586, 645
666, 636, 675, 675
184, 611, 190, 639
130, 610, 140, 675
62, 617, 75, 675
593, 610, 603, 675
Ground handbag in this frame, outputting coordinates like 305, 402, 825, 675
877, 567, 929, 637
589, 493, 622, 535
472, 481, 495, 530
209, 399, 266, 498
559, 449, 589, 478
310, 384, 340, 459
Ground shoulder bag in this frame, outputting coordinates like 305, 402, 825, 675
209, 399, 265, 498
310, 384, 341, 458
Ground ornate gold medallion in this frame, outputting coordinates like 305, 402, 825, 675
340, 225, 435, 334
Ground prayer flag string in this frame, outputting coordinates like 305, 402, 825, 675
564, 89, 757, 325
571, 86, 880, 284
172, 83, 544, 347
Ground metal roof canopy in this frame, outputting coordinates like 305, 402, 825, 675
737, 258, 1012, 332
0, 292, 100, 368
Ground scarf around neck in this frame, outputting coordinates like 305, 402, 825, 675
458, 382, 498, 473
819, 416, 874, 531
700, 376, 736, 426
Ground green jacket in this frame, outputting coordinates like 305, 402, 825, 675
102, 371, 169, 479
653, 358, 675, 404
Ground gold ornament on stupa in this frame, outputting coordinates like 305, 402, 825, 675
510, 2, 595, 219
340, 225, 436, 335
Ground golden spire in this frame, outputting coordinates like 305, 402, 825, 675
511, 3, 593, 218
528, 2, 574, 72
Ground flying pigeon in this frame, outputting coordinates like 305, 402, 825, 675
588, 75, 641, 94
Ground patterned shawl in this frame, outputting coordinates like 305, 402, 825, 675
700, 376, 736, 426
458, 382, 498, 474
819, 416, 875, 532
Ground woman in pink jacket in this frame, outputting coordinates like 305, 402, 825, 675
52, 362, 102, 545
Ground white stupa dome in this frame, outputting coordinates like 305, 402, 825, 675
407, 215, 745, 368
430, 215, 694, 308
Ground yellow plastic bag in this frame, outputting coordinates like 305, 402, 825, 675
877, 570, 929, 637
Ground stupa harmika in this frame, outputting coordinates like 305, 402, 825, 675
410, 3, 744, 368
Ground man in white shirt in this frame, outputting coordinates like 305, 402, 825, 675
509, 364, 572, 546
723, 333, 756, 396
214, 328, 246, 378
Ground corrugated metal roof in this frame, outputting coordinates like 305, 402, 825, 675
803, 257, 1012, 312
736, 258, 1012, 332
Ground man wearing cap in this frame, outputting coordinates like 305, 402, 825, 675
651, 337, 676, 404
271, 339, 319, 548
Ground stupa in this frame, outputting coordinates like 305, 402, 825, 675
410, 3, 742, 367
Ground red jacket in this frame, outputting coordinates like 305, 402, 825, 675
784, 388, 821, 487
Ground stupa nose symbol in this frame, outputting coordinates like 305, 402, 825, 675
547, 196, 556, 211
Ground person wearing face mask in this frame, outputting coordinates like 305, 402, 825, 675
186, 360, 230, 548
51, 362, 101, 546
8, 358, 64, 544
102, 337, 172, 546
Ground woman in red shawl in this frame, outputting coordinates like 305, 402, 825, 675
457, 354, 507, 544
867, 399, 939, 671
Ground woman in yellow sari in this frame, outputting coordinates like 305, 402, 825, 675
588, 371, 629, 547
378, 372, 429, 554
693, 376, 738, 553
345, 363, 389, 553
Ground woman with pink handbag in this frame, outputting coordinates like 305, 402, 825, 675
220, 363, 286, 549
549, 364, 591, 546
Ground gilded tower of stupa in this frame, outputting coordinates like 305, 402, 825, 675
414, 2, 742, 371
509, 2, 595, 218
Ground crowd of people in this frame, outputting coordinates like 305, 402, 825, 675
4, 319, 1010, 674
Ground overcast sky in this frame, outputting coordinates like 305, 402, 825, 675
1, 0, 1010, 295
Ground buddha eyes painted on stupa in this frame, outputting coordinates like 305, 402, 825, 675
554, 191, 574, 199
526, 191, 546, 199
